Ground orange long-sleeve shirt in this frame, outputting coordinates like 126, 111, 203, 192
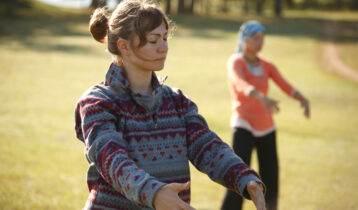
228, 54, 296, 136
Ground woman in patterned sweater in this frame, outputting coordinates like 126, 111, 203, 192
75, 1, 266, 209
221, 21, 310, 210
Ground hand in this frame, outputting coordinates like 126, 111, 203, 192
300, 98, 310, 118
247, 181, 266, 210
249, 90, 279, 114
153, 182, 196, 210
293, 90, 310, 118
260, 96, 280, 114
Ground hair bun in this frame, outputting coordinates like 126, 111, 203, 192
89, 8, 109, 43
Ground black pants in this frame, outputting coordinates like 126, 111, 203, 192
221, 128, 279, 210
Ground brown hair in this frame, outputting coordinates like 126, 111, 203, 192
89, 0, 170, 56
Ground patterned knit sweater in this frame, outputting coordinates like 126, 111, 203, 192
74, 63, 264, 210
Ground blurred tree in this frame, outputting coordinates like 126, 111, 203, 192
303, 0, 315, 8
285, 0, 294, 8
91, 0, 107, 9
274, 0, 282, 16
352, 0, 358, 9
177, 0, 195, 15
0, 0, 32, 17
178, 0, 185, 14
165, 0, 171, 14
335, 0, 343, 9
243, 0, 249, 14
190, 0, 195, 14
256, 0, 264, 15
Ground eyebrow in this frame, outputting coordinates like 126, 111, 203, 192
148, 32, 168, 37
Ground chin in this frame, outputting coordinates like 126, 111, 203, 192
151, 63, 165, 71
152, 66, 165, 71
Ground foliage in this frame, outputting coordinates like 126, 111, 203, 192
0, 0, 32, 17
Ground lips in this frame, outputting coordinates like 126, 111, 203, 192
155, 57, 166, 61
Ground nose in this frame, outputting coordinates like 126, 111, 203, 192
158, 40, 168, 54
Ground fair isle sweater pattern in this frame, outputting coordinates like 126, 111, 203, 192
75, 63, 263, 210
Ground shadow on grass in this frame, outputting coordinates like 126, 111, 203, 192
0, 11, 357, 54
172, 15, 358, 43
0, 16, 97, 54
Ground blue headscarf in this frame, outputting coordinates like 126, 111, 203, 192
237, 20, 265, 53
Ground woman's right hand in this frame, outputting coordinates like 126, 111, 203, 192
249, 90, 279, 113
247, 181, 266, 210
153, 182, 196, 210
260, 96, 280, 114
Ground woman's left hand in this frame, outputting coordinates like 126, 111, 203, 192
293, 91, 310, 119
300, 98, 310, 118
247, 181, 266, 210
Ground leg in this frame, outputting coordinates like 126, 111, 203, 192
221, 128, 255, 210
256, 131, 279, 210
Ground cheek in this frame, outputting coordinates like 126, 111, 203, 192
138, 47, 156, 59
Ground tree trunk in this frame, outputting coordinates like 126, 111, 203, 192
178, 0, 186, 14
189, 0, 195, 14
243, 0, 249, 14
256, 0, 264, 15
352, 0, 358, 10
286, 0, 294, 8
274, 0, 282, 16
335, 0, 342, 9
166, 0, 171, 14
303, 0, 313, 9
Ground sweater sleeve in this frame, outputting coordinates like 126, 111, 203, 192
267, 63, 295, 96
75, 96, 165, 208
228, 56, 255, 96
181, 94, 265, 199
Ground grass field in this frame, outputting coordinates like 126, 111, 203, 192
0, 2, 358, 210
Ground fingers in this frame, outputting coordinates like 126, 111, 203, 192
301, 99, 310, 118
262, 97, 280, 114
272, 103, 280, 113
153, 182, 192, 210
247, 181, 258, 198
269, 100, 279, 113
178, 200, 196, 210
169, 181, 190, 193
304, 106, 310, 118
247, 181, 266, 210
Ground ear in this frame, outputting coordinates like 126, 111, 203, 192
117, 38, 131, 56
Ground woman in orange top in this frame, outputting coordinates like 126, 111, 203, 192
221, 21, 310, 210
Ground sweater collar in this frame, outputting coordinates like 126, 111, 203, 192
105, 63, 166, 93
105, 63, 166, 112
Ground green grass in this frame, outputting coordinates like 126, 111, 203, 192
1, 2, 358, 210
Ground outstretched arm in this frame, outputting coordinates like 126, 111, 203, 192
178, 92, 266, 207
268, 63, 310, 118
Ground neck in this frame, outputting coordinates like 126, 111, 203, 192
243, 51, 259, 64
122, 62, 153, 95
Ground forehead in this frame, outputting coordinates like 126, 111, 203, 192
251, 32, 264, 38
147, 22, 168, 36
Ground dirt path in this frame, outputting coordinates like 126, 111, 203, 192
320, 20, 358, 82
